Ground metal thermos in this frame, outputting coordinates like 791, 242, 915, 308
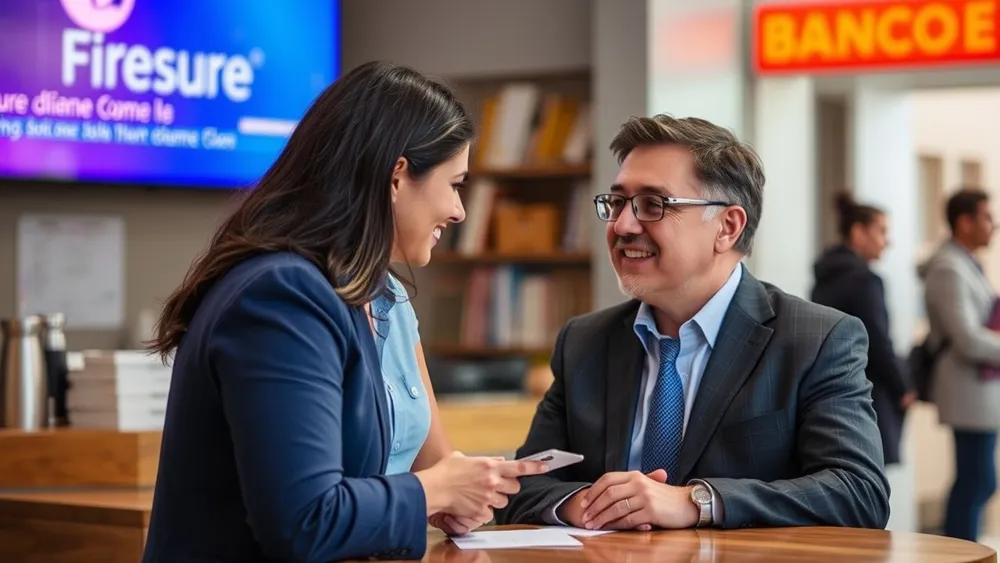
0, 316, 47, 430
41, 313, 68, 427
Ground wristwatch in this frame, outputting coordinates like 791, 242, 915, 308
690, 483, 713, 527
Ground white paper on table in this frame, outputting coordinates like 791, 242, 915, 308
540, 525, 617, 537
16, 214, 125, 329
451, 529, 583, 550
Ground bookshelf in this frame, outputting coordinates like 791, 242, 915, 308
413, 70, 595, 401
471, 162, 592, 179
424, 343, 552, 359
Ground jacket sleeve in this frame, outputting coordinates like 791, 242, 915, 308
494, 320, 593, 525
705, 316, 890, 529
925, 264, 1000, 365
208, 262, 427, 562
852, 274, 911, 401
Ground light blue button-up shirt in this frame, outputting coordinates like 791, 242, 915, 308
371, 274, 431, 475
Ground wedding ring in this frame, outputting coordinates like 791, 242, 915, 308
625, 498, 632, 511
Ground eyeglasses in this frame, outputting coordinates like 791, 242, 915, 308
593, 193, 729, 222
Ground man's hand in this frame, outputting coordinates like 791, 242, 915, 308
579, 469, 699, 530
556, 488, 590, 528
429, 511, 490, 536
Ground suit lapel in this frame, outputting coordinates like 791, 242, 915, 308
604, 302, 644, 472
352, 307, 392, 472
675, 268, 775, 482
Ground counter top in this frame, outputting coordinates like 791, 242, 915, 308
2, 492, 994, 563
0, 488, 151, 563
392, 525, 996, 563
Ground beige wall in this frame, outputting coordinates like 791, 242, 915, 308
0, 0, 592, 351
340, 0, 590, 78
0, 183, 233, 349
912, 87, 1000, 284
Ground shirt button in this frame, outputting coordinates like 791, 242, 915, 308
409, 386, 420, 398
387, 383, 393, 392
393, 442, 401, 452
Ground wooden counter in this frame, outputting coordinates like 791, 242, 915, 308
0, 429, 160, 488
404, 525, 996, 563
2, 495, 993, 563
0, 489, 151, 563
438, 396, 538, 454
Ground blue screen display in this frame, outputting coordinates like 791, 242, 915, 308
0, 0, 340, 189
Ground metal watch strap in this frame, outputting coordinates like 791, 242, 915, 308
691, 483, 713, 527
696, 497, 712, 527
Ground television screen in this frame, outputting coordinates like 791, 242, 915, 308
0, 0, 339, 189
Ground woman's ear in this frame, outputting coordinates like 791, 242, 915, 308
391, 157, 408, 203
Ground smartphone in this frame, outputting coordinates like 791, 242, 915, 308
517, 449, 584, 472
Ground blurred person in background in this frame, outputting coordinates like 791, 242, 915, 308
919, 188, 1000, 542
811, 192, 914, 467
142, 61, 546, 563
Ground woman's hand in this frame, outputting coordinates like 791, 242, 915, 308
429, 511, 490, 536
415, 451, 549, 520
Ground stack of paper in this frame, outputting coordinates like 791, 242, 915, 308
542, 526, 616, 537
451, 527, 615, 550
66, 350, 172, 431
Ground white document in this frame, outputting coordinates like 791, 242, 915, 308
540, 525, 617, 537
16, 214, 125, 329
451, 529, 582, 550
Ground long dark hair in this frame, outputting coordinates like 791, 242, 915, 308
835, 191, 883, 240
148, 61, 474, 360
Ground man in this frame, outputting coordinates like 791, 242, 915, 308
496, 114, 889, 531
919, 188, 1000, 542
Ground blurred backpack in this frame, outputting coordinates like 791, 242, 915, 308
908, 337, 948, 403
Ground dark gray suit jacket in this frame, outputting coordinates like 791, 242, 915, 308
496, 268, 890, 529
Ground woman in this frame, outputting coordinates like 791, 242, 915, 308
142, 61, 547, 563
811, 192, 915, 466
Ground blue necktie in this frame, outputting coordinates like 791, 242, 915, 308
641, 338, 684, 483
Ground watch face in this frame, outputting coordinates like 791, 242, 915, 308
692, 487, 713, 504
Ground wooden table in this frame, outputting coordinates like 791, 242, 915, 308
1, 491, 994, 563
388, 525, 997, 563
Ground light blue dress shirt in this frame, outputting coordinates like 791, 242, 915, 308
547, 264, 742, 525
371, 274, 432, 475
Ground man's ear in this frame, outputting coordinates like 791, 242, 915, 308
391, 157, 408, 203
715, 206, 747, 254
957, 214, 974, 237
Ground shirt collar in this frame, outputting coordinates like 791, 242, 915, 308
633, 264, 743, 352
948, 238, 985, 273
373, 273, 408, 314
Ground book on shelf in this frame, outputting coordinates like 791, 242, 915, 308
475, 82, 593, 170
438, 180, 593, 257
428, 266, 591, 351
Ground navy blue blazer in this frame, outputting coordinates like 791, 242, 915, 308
143, 252, 427, 562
